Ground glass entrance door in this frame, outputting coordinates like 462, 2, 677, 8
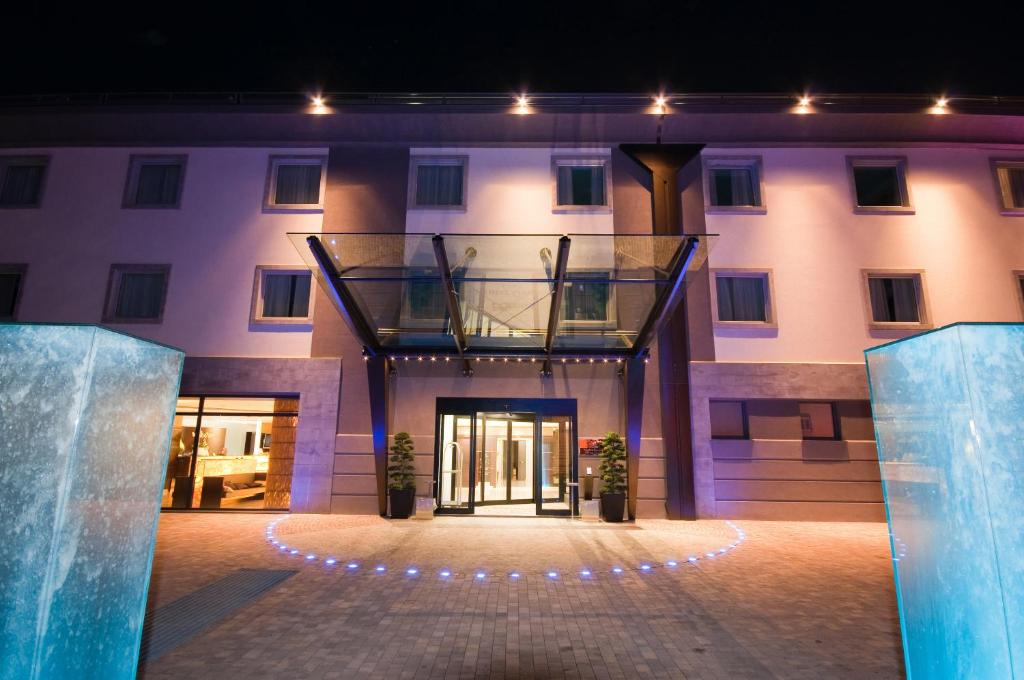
434, 399, 577, 516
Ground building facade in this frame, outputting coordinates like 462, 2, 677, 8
2, 94, 1022, 521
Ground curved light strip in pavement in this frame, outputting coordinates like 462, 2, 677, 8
265, 518, 746, 580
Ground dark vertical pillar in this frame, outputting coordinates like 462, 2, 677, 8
620, 144, 707, 520
623, 355, 646, 520
366, 355, 390, 516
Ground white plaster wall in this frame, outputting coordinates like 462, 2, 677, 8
405, 147, 614, 235
705, 146, 1024, 363
1, 146, 325, 357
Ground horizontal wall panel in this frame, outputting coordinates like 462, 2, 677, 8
714, 459, 881, 482
716, 500, 887, 522
715, 479, 883, 503
638, 458, 666, 479
639, 437, 665, 457
333, 454, 375, 475
335, 434, 373, 455
330, 495, 380, 515
331, 474, 378, 495
711, 438, 878, 461
636, 478, 666, 500
636, 499, 667, 519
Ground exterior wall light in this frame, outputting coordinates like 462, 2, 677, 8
514, 94, 530, 114
652, 95, 668, 114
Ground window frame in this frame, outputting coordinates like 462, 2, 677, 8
0, 155, 49, 209
702, 155, 767, 214
860, 269, 932, 331
0, 263, 27, 320
102, 263, 171, 324
709, 268, 777, 328
709, 399, 749, 440
1015, 271, 1024, 320
846, 156, 914, 214
551, 155, 613, 214
250, 265, 315, 327
991, 159, 1024, 216
407, 155, 469, 211
798, 401, 841, 441
122, 154, 187, 209
263, 155, 327, 212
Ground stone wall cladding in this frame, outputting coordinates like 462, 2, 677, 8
180, 356, 341, 513
689, 361, 883, 521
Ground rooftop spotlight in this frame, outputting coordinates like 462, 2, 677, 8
514, 94, 530, 114
310, 94, 329, 114
930, 96, 951, 114
653, 95, 668, 114
795, 94, 813, 114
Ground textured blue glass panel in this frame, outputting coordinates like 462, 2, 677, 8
0, 324, 183, 680
866, 323, 1024, 679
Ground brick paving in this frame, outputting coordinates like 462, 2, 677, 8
140, 514, 904, 679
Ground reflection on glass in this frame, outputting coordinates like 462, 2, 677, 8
478, 415, 534, 504
540, 417, 571, 511
438, 414, 472, 509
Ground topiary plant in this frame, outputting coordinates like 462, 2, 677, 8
387, 432, 417, 491
598, 431, 627, 494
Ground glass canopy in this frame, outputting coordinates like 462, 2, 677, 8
288, 232, 714, 358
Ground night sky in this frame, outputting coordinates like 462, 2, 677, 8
4, 1, 1022, 96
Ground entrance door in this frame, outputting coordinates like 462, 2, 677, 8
434, 398, 577, 516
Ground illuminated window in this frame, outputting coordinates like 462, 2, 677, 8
0, 264, 26, 320
103, 264, 170, 323
862, 270, 931, 329
123, 155, 186, 208
992, 160, 1024, 214
409, 156, 467, 209
704, 156, 765, 212
553, 156, 611, 211
848, 157, 912, 212
251, 266, 313, 325
264, 156, 326, 210
0, 156, 47, 207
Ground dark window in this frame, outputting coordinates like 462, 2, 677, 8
0, 268, 24, 319
415, 163, 464, 207
799, 402, 838, 440
0, 160, 46, 206
106, 266, 169, 322
407, 270, 447, 319
564, 272, 610, 321
710, 401, 747, 439
274, 163, 322, 205
556, 165, 606, 206
868, 276, 920, 323
853, 166, 903, 207
130, 161, 183, 207
1002, 166, 1024, 209
709, 167, 758, 207
262, 272, 311, 318
1019, 275, 1024, 304
716, 275, 768, 322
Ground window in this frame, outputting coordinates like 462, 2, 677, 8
103, 264, 170, 323
848, 157, 912, 213
563, 272, 611, 322
251, 267, 313, 325
409, 156, 467, 209
711, 270, 775, 325
553, 156, 611, 211
799, 402, 838, 440
710, 401, 747, 439
992, 160, 1024, 214
406, 274, 447, 320
862, 270, 930, 329
0, 264, 26, 320
123, 155, 186, 208
704, 157, 765, 212
163, 396, 298, 510
0, 156, 47, 207
264, 156, 325, 210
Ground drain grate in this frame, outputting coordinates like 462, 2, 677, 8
139, 568, 297, 663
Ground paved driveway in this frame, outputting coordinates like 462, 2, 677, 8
140, 514, 904, 679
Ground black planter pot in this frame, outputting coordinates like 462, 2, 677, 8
600, 492, 626, 522
389, 488, 415, 519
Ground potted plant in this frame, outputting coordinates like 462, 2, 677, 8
387, 432, 417, 518
598, 431, 627, 522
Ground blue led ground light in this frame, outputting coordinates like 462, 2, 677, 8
263, 518, 746, 580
